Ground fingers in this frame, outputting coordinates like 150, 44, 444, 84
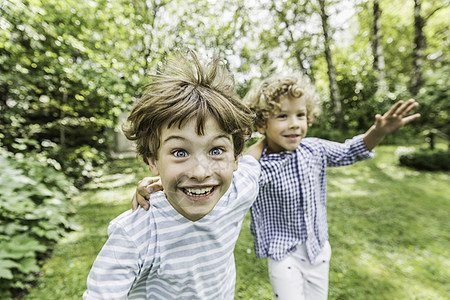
134, 176, 160, 212
395, 99, 418, 117
374, 114, 382, 126
384, 100, 404, 118
131, 177, 162, 211
136, 191, 150, 210
401, 113, 421, 125
138, 182, 150, 199
137, 177, 158, 200
399, 99, 419, 117
147, 178, 163, 193
132, 191, 149, 211
132, 193, 138, 211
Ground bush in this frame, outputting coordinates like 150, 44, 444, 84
0, 148, 78, 298
399, 149, 450, 171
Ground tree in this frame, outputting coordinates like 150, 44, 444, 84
410, 0, 447, 95
269, 0, 319, 82
317, 0, 342, 128
371, 0, 387, 95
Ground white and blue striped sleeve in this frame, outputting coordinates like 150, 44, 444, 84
237, 154, 261, 181
83, 220, 141, 300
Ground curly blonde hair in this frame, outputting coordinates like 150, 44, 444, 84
123, 49, 254, 162
244, 74, 320, 129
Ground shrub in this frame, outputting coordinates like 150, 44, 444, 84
0, 148, 78, 298
399, 149, 450, 171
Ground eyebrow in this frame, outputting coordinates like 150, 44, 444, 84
278, 108, 307, 113
163, 134, 231, 143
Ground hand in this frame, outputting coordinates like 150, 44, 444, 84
132, 176, 163, 211
363, 99, 420, 150
245, 137, 266, 160
374, 99, 421, 135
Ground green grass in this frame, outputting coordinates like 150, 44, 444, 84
22, 146, 449, 299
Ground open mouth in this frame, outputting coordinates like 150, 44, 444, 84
182, 186, 215, 197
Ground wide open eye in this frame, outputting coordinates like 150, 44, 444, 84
209, 147, 224, 156
172, 149, 188, 158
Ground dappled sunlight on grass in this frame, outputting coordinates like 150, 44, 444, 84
73, 186, 135, 206
327, 145, 449, 299
83, 173, 137, 190
328, 165, 377, 197
351, 247, 450, 299
376, 163, 422, 180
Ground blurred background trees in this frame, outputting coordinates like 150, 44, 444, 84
0, 0, 448, 295
1, 0, 448, 184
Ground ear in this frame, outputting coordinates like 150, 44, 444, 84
147, 157, 160, 176
233, 156, 239, 172
257, 126, 265, 135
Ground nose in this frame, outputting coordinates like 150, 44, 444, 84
288, 116, 300, 129
188, 155, 213, 181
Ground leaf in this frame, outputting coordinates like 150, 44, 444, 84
0, 259, 21, 279
44, 230, 60, 241
16, 257, 40, 274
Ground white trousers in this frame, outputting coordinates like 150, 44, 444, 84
268, 241, 331, 300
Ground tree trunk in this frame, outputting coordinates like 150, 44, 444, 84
410, 0, 426, 96
272, 3, 316, 84
318, 0, 342, 128
371, 0, 387, 94
60, 92, 67, 146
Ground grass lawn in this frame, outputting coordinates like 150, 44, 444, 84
23, 145, 449, 299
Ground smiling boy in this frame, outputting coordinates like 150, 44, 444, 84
82, 50, 261, 300
246, 74, 420, 299
148, 117, 238, 221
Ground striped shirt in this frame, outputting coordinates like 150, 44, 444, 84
83, 155, 260, 300
250, 135, 374, 263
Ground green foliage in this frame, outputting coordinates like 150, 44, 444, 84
0, 0, 152, 185
415, 64, 450, 139
399, 149, 450, 171
0, 148, 77, 298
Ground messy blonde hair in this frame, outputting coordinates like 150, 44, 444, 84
123, 49, 254, 162
244, 74, 320, 129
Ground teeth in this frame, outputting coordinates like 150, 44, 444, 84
184, 187, 214, 196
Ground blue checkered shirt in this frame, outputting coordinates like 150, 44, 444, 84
250, 135, 374, 263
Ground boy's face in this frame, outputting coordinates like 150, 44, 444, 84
258, 95, 308, 154
148, 117, 238, 221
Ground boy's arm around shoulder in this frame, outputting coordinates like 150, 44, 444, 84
236, 137, 264, 186
244, 137, 266, 161
132, 176, 162, 211
363, 99, 420, 150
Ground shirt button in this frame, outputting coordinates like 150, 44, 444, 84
304, 209, 308, 214
301, 181, 305, 185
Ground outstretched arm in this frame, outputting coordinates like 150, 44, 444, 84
363, 99, 420, 151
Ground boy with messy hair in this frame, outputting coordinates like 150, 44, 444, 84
83, 50, 263, 299
134, 72, 420, 299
